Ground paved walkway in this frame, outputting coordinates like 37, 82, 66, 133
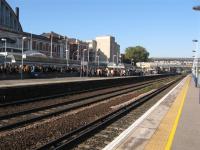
144, 76, 190, 149
104, 75, 200, 150
0, 77, 94, 87
172, 78, 200, 150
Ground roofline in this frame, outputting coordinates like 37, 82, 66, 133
2, 0, 23, 32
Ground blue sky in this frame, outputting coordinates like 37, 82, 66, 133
7, 0, 200, 57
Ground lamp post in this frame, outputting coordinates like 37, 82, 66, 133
193, 6, 200, 11
82, 49, 87, 77
192, 50, 196, 76
21, 37, 27, 80
87, 48, 89, 77
192, 39, 198, 86
50, 33, 53, 58
76, 39, 79, 61
1, 38, 7, 68
96, 55, 99, 75
30, 32, 33, 51
65, 37, 69, 68
66, 49, 69, 67
117, 52, 119, 65
193, 6, 200, 86
113, 55, 116, 64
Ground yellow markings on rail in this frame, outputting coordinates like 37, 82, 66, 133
144, 76, 191, 150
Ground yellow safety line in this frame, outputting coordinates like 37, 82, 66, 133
145, 76, 191, 150
165, 77, 191, 150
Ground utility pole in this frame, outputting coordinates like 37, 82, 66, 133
50, 33, 53, 58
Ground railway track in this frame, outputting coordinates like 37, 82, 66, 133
0, 77, 172, 132
35, 76, 182, 150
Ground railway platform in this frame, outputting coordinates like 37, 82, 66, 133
0, 75, 168, 88
0, 77, 107, 88
0, 74, 172, 103
104, 75, 200, 150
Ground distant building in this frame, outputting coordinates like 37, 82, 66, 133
0, 0, 122, 67
95, 35, 120, 63
86, 40, 97, 62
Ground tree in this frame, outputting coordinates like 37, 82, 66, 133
125, 46, 149, 65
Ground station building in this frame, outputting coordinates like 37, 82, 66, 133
0, 0, 124, 78
0, 0, 91, 64
0, 0, 121, 66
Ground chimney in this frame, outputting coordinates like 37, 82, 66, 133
15, 7, 19, 20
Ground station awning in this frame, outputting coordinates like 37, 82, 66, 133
0, 53, 16, 63
107, 63, 125, 69
24, 50, 47, 57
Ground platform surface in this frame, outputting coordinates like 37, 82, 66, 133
0, 76, 131, 88
172, 78, 200, 150
0, 74, 167, 88
104, 75, 199, 150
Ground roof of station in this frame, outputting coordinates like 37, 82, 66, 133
0, 0, 23, 32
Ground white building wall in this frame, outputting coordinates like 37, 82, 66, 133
96, 36, 110, 62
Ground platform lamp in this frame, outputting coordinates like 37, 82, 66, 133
76, 39, 79, 61
193, 6, 200, 85
65, 37, 69, 68
96, 55, 100, 75
113, 55, 116, 65
66, 49, 69, 68
193, 6, 200, 11
21, 37, 27, 80
192, 54, 195, 77
82, 49, 87, 77
192, 39, 198, 86
87, 47, 90, 77
1, 38, 7, 68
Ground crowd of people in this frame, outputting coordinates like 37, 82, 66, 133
0, 64, 79, 79
0, 64, 20, 74
0, 63, 126, 79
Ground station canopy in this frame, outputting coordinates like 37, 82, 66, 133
24, 50, 47, 57
107, 62, 125, 69
0, 53, 16, 64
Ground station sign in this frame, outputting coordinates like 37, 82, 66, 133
22, 54, 26, 59
0, 52, 8, 56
